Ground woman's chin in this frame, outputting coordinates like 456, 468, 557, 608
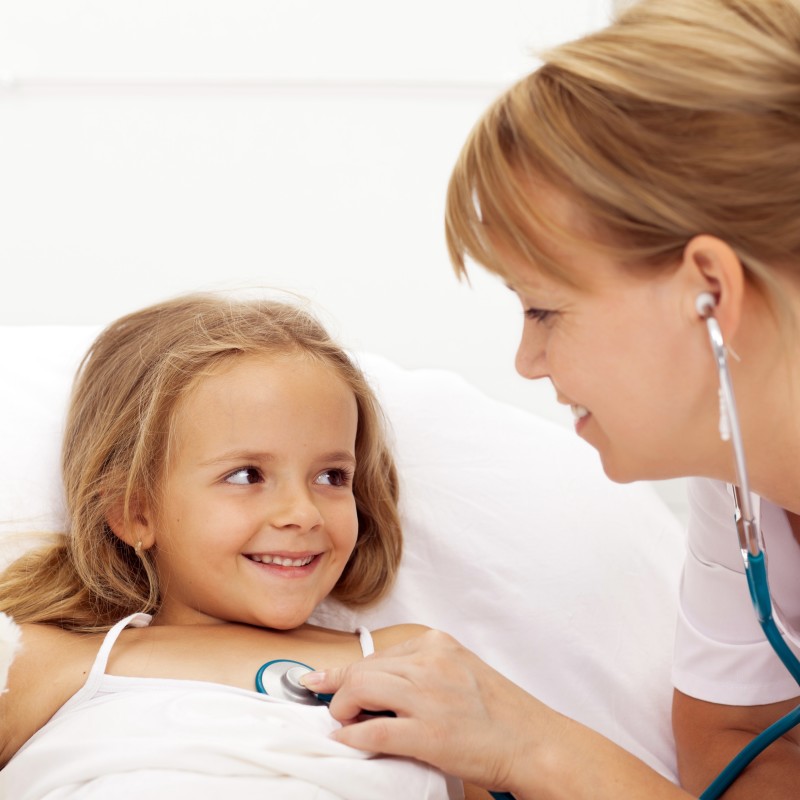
597, 451, 655, 485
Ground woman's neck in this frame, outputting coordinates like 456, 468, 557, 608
736, 284, 800, 514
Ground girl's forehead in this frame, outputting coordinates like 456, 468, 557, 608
182, 351, 321, 391
165, 353, 357, 456
166, 351, 354, 437
184, 352, 349, 403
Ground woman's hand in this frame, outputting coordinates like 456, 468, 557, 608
303, 629, 558, 795
305, 629, 694, 800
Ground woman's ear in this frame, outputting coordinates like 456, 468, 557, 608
105, 495, 155, 552
680, 234, 746, 338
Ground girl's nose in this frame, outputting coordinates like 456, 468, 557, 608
269, 484, 323, 531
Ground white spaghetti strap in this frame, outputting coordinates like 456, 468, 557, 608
91, 613, 152, 676
58, 612, 152, 714
356, 625, 375, 657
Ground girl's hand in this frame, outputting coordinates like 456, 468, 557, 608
303, 629, 556, 795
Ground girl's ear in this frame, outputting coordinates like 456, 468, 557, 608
679, 234, 746, 339
105, 496, 155, 551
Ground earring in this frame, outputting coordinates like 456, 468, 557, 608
134, 540, 143, 557
718, 387, 731, 442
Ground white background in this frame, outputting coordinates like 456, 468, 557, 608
0, 0, 688, 521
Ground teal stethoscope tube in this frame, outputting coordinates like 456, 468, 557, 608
699, 557, 800, 799
697, 298, 800, 798
745, 552, 800, 685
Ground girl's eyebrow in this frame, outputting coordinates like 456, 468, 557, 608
200, 450, 356, 467
200, 450, 275, 466
310, 450, 357, 467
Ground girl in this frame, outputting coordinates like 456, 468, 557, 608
305, 1, 800, 798
0, 293, 463, 799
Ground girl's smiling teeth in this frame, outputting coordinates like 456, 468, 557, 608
245, 553, 317, 567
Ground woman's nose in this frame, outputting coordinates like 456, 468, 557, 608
269, 484, 323, 531
515, 328, 548, 380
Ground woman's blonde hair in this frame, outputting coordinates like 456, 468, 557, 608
446, 0, 800, 299
0, 294, 402, 632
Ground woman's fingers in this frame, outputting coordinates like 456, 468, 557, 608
330, 714, 421, 754
304, 633, 442, 719
303, 630, 540, 791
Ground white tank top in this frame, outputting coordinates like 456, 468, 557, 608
2, 614, 462, 800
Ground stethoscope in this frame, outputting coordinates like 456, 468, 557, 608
694, 292, 800, 798
254, 658, 395, 717
254, 295, 800, 800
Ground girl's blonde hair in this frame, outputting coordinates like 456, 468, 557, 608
446, 0, 800, 300
0, 294, 402, 632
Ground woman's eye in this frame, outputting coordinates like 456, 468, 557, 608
524, 307, 555, 324
224, 467, 263, 485
316, 468, 353, 487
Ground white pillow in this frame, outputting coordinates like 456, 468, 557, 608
0, 613, 21, 694
0, 327, 685, 782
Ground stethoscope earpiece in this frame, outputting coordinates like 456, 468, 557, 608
695, 291, 717, 318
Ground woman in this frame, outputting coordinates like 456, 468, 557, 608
303, 0, 800, 797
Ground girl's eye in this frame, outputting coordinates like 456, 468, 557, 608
224, 467, 263, 485
524, 307, 555, 324
316, 468, 353, 488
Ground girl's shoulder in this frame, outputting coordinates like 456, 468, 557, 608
0, 623, 100, 767
370, 622, 430, 652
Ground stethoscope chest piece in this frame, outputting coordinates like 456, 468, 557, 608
255, 659, 326, 705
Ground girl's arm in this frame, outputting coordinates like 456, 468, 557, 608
0, 624, 93, 767
306, 630, 694, 800
673, 688, 800, 799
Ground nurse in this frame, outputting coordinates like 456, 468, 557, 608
303, 0, 800, 797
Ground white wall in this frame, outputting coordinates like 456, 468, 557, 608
0, 0, 688, 522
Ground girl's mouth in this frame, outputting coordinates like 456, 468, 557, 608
244, 553, 316, 567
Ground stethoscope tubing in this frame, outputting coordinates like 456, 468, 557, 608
699, 699, 800, 799
745, 552, 800, 685
697, 307, 800, 797
703, 314, 761, 555
699, 551, 800, 799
